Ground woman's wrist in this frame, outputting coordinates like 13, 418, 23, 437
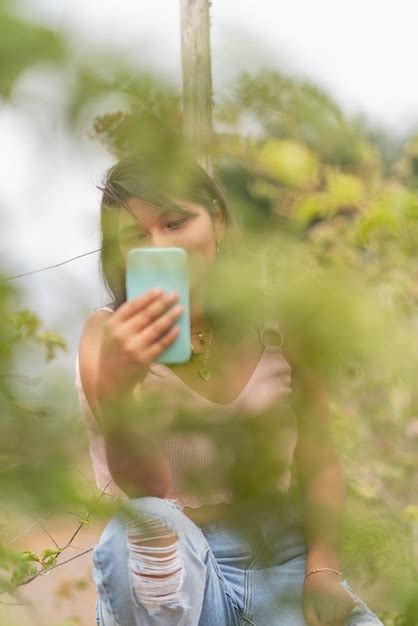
97, 373, 144, 405
96, 383, 139, 433
304, 567, 343, 581
306, 544, 341, 574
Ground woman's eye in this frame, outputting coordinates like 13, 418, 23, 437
167, 217, 189, 230
127, 232, 147, 242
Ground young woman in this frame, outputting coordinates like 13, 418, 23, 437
76, 154, 384, 626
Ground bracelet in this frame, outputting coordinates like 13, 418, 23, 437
305, 567, 343, 580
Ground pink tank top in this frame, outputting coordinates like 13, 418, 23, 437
75, 306, 298, 508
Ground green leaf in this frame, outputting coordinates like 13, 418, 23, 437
35, 331, 68, 361
10, 560, 38, 586
40, 547, 62, 570
20, 550, 40, 562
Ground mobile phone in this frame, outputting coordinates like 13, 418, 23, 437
125, 247, 191, 364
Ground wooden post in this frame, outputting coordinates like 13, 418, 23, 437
180, 0, 214, 175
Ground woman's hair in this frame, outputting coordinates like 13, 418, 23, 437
98, 152, 249, 309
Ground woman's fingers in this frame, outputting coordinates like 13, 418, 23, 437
145, 324, 181, 361
113, 288, 164, 323
137, 302, 183, 349
101, 287, 183, 369
124, 291, 179, 334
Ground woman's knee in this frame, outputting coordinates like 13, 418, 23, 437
123, 496, 205, 546
120, 496, 208, 614
125, 496, 183, 519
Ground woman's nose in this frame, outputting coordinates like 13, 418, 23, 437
150, 234, 175, 249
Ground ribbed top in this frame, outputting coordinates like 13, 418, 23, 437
75, 306, 298, 508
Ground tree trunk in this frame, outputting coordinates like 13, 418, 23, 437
180, 0, 214, 175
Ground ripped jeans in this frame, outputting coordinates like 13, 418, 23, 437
92, 496, 384, 626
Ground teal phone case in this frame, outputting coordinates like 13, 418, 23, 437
125, 247, 191, 364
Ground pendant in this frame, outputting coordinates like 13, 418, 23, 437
199, 367, 211, 380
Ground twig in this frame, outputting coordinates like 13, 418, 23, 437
60, 483, 111, 549
18, 547, 95, 587
27, 514, 60, 550
71, 469, 97, 497
1, 482, 113, 592
1, 385, 47, 416
41, 548, 94, 572
1, 249, 101, 282
2, 514, 53, 549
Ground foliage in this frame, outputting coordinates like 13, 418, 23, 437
0, 1, 64, 98
1, 2, 417, 624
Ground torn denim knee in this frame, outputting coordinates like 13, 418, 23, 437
125, 513, 184, 615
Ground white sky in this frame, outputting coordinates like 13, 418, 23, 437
23, 0, 418, 133
1, 0, 418, 374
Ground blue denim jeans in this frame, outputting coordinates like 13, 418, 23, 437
92, 496, 384, 626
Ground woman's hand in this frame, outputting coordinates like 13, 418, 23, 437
96, 288, 183, 409
302, 572, 355, 626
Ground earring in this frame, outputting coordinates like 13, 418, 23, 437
216, 236, 221, 254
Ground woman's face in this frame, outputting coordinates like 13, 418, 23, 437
117, 196, 225, 292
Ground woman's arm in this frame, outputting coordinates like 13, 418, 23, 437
284, 343, 345, 573
78, 311, 172, 498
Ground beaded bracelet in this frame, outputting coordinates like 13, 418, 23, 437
305, 567, 343, 580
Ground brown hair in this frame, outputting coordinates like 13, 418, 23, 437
98, 152, 249, 309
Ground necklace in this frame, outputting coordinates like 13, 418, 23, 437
191, 327, 212, 346
190, 327, 214, 380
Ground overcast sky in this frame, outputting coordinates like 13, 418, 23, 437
23, 0, 418, 132
1, 0, 418, 376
